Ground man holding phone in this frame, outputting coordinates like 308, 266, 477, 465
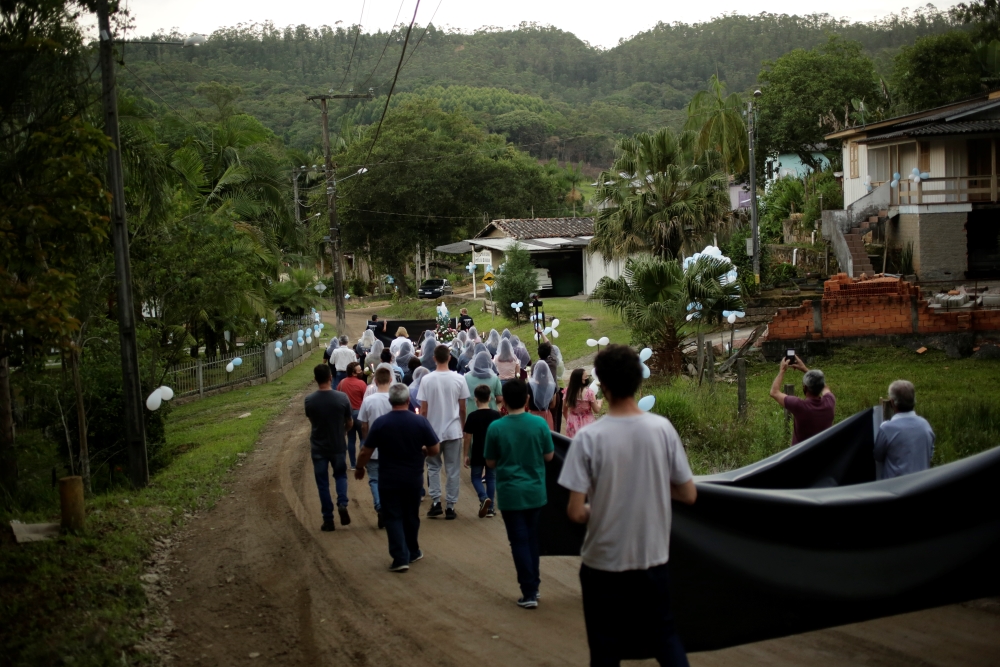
769, 352, 836, 445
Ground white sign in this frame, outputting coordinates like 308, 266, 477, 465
474, 250, 492, 265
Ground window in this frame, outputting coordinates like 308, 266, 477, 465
849, 142, 859, 179
918, 141, 931, 173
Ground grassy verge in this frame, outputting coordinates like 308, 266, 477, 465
0, 357, 318, 666
647, 346, 1000, 475
381, 296, 628, 364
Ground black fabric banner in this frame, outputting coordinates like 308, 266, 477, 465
541, 410, 1000, 651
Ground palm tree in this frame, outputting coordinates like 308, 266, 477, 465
590, 128, 730, 261
685, 75, 749, 177
593, 254, 743, 376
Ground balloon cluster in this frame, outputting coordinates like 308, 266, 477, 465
466, 261, 476, 274
586, 336, 610, 348
683, 245, 739, 322
889, 169, 931, 189
274, 340, 284, 358
638, 347, 652, 379
511, 301, 523, 313
145, 385, 175, 411
225, 356, 244, 373
543, 318, 560, 338
722, 309, 746, 324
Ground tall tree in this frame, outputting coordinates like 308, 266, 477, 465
684, 75, 748, 176
891, 31, 981, 112
590, 128, 730, 261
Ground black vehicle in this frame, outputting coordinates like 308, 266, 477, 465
417, 279, 453, 299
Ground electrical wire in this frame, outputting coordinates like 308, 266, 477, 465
362, 0, 420, 166
119, 61, 206, 136
357, 0, 407, 91
400, 0, 443, 71
336, 0, 366, 91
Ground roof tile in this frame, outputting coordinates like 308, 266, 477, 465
478, 217, 595, 240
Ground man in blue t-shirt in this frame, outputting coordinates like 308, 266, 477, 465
356, 383, 440, 572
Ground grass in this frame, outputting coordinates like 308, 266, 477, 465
647, 346, 1000, 475
381, 296, 629, 364
0, 356, 319, 667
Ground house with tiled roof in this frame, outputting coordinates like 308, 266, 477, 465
824, 91, 1000, 280
435, 217, 630, 296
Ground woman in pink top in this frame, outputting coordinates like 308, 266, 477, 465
563, 368, 602, 437
494, 339, 520, 381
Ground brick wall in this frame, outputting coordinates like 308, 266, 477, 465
766, 273, 1000, 341
918, 212, 968, 281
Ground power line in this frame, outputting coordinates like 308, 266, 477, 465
358, 0, 406, 91
118, 61, 206, 137
336, 0, 366, 91
362, 0, 420, 166
400, 0, 443, 71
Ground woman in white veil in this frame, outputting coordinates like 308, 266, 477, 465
527, 361, 556, 431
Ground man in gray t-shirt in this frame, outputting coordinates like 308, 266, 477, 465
558, 345, 696, 666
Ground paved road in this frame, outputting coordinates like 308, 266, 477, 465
162, 308, 1000, 666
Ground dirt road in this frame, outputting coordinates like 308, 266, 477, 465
163, 309, 1000, 666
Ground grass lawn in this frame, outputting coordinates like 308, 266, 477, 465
381, 296, 629, 364
0, 357, 318, 666
647, 346, 1000, 475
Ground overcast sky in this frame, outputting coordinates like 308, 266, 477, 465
119, 0, 957, 49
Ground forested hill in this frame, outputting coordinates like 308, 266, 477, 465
124, 9, 958, 163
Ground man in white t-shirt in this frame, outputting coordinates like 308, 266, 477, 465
559, 344, 697, 667
357, 367, 394, 528
330, 335, 357, 388
417, 344, 469, 520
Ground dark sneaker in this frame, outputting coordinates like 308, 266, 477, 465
486, 507, 496, 518
427, 502, 443, 518
338, 506, 351, 526
409, 550, 424, 563
321, 520, 335, 532
517, 596, 538, 609
445, 508, 457, 520
377, 510, 385, 529
478, 497, 492, 518
389, 560, 410, 573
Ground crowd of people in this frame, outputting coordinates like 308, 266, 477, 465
305, 311, 936, 667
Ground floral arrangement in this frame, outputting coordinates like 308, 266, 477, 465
435, 324, 459, 343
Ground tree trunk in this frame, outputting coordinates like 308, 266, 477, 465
70, 348, 91, 493
696, 329, 706, 383
652, 325, 685, 377
0, 352, 17, 494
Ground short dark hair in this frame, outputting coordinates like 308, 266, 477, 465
474, 383, 493, 404
374, 367, 392, 386
371, 314, 378, 320
313, 363, 332, 385
408, 357, 422, 371
501, 378, 528, 410
345, 361, 360, 377
594, 345, 642, 400
380, 349, 392, 362
433, 344, 451, 364
538, 342, 552, 359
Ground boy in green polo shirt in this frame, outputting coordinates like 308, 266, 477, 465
484, 378, 554, 609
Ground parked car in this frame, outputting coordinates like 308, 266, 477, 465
417, 278, 453, 299
534, 268, 554, 291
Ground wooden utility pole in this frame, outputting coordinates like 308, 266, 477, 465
307, 91, 373, 336
98, 0, 148, 488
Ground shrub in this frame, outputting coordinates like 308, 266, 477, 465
492, 243, 538, 319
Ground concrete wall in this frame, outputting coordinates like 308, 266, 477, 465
583, 250, 628, 295
893, 214, 922, 273
918, 212, 969, 281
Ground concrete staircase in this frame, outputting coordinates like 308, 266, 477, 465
843, 210, 889, 277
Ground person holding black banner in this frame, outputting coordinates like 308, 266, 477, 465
559, 344, 696, 667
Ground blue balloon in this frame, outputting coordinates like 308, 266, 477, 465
911, 167, 920, 175
638, 395, 656, 412
274, 341, 281, 349
286, 340, 293, 349
232, 357, 243, 367
275, 348, 283, 358
920, 172, 930, 180
893, 172, 901, 180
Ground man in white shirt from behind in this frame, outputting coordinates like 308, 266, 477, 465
330, 335, 357, 388
417, 344, 469, 520
357, 367, 394, 528
559, 344, 697, 667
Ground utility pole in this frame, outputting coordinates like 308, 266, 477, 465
98, 0, 148, 488
307, 90, 373, 336
748, 90, 763, 286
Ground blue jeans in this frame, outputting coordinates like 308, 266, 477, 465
312, 454, 348, 522
334, 370, 348, 389
471, 465, 495, 504
367, 460, 381, 511
347, 409, 362, 467
579, 563, 689, 667
501, 506, 543, 599
380, 484, 421, 564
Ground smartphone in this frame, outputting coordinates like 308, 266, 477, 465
786, 349, 797, 364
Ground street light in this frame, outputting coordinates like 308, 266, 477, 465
748, 89, 763, 286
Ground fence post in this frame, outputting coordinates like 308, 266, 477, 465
737, 359, 747, 420
196, 359, 204, 397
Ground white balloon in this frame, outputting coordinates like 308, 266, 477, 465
587, 338, 598, 347
145, 391, 162, 411
598, 336, 610, 346
638, 395, 656, 412
275, 348, 283, 358
639, 348, 653, 362
158, 386, 174, 401
551, 318, 560, 328
551, 329, 559, 338
728, 314, 737, 324
226, 362, 234, 373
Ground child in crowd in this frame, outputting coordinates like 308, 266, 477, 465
463, 383, 501, 517
563, 368, 602, 438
